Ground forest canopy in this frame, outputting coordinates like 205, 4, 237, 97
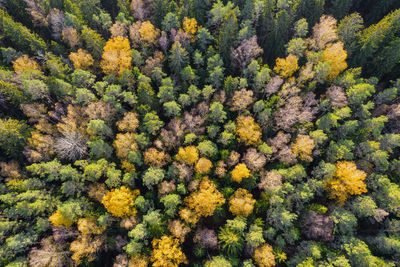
1, 0, 400, 266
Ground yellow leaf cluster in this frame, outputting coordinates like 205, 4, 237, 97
229, 188, 256, 217
13, 55, 40, 74
122, 160, 136, 174
69, 49, 94, 70
254, 244, 276, 267
144, 147, 171, 167
70, 235, 104, 265
101, 186, 140, 218
116, 112, 139, 132
195, 157, 213, 174
182, 17, 199, 42
291, 134, 315, 162
273, 54, 299, 78
231, 163, 250, 183
150, 235, 188, 267
139, 21, 160, 46
236, 115, 262, 146
175, 146, 199, 165
322, 42, 348, 80
77, 217, 106, 235
129, 254, 149, 267
113, 132, 139, 159
49, 210, 73, 228
180, 177, 225, 225
324, 161, 367, 206
100, 36, 132, 76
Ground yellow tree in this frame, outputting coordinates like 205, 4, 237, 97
195, 158, 213, 174
229, 188, 256, 217
322, 42, 348, 80
100, 36, 132, 76
231, 163, 250, 183
273, 54, 299, 78
175, 146, 199, 165
116, 112, 139, 132
13, 55, 40, 74
236, 115, 262, 146
254, 244, 276, 267
49, 210, 73, 228
139, 21, 160, 46
291, 134, 315, 162
324, 161, 367, 206
69, 49, 94, 70
101, 186, 140, 217
182, 17, 199, 42
144, 147, 171, 167
150, 235, 187, 267
179, 177, 225, 225
113, 132, 138, 160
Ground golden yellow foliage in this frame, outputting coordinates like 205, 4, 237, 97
175, 146, 199, 165
291, 134, 315, 162
116, 112, 139, 132
231, 163, 250, 183
182, 17, 199, 42
77, 217, 106, 235
180, 177, 225, 225
70, 235, 104, 265
129, 254, 149, 267
101, 186, 140, 218
49, 210, 73, 228
139, 21, 160, 46
113, 132, 139, 159
236, 115, 262, 146
322, 42, 348, 80
324, 161, 367, 206
229, 188, 256, 217
273, 54, 299, 78
121, 160, 136, 174
13, 55, 40, 74
144, 148, 171, 167
100, 36, 132, 76
151, 235, 187, 267
254, 244, 276, 267
69, 49, 94, 70
195, 158, 213, 174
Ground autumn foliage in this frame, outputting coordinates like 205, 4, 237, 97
324, 161, 367, 206
101, 186, 140, 217
100, 36, 132, 76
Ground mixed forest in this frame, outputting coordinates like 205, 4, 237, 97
1, 0, 400, 266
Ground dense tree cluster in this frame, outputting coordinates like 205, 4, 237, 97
1, 0, 400, 266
